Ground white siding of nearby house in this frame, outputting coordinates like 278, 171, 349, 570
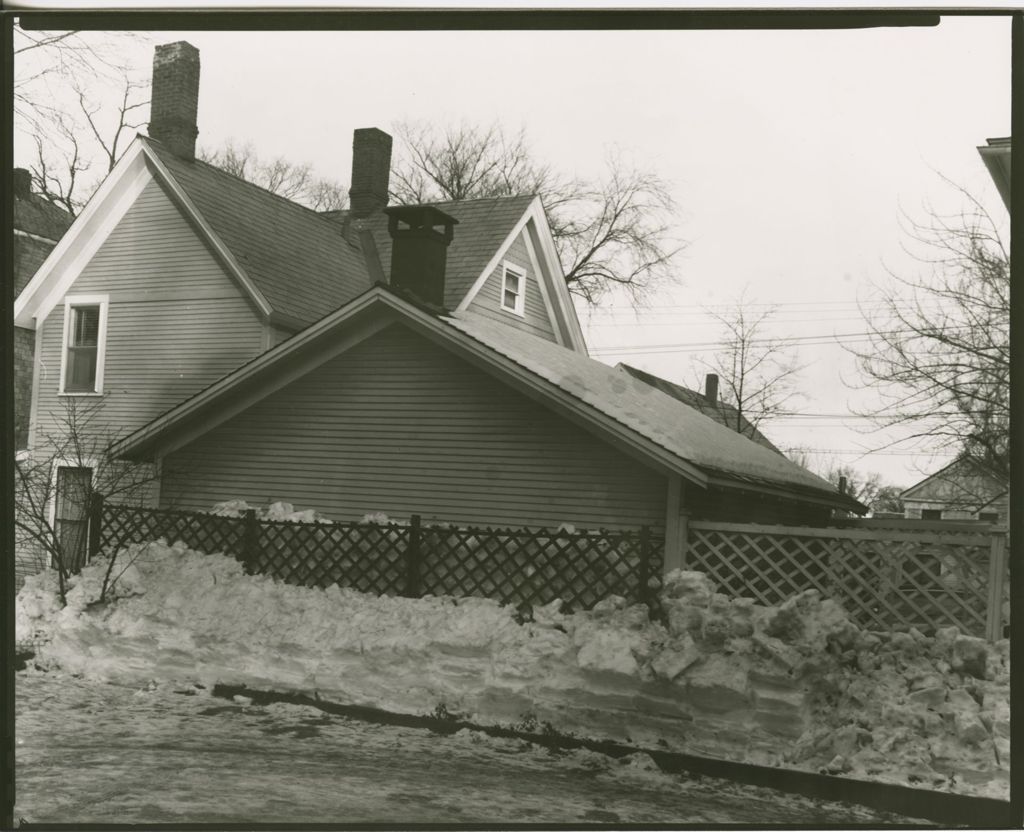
466, 230, 559, 343
32, 177, 266, 452
159, 323, 667, 531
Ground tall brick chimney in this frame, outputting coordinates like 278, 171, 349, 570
350, 128, 392, 218
384, 205, 458, 307
13, 168, 32, 199
149, 41, 200, 160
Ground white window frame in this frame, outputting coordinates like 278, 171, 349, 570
46, 458, 99, 569
59, 294, 109, 396
500, 262, 526, 317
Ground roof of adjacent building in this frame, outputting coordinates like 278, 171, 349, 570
901, 455, 1009, 504
113, 286, 864, 513
14, 190, 73, 243
321, 194, 537, 310
616, 363, 784, 454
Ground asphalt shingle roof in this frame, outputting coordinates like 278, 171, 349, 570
322, 194, 536, 309
147, 138, 372, 327
446, 309, 842, 498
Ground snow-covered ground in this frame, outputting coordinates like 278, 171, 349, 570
15, 522, 1010, 806
15, 670, 927, 825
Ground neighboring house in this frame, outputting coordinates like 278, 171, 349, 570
901, 456, 1009, 524
616, 366, 784, 454
13, 169, 73, 450
14, 41, 864, 586
977, 136, 1010, 211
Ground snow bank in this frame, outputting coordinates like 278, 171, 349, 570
15, 541, 1009, 800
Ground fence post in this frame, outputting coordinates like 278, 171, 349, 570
242, 508, 259, 574
638, 525, 651, 606
405, 514, 422, 597
985, 531, 1008, 641
86, 492, 105, 564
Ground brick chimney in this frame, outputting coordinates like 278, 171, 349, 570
13, 168, 32, 199
149, 41, 200, 160
350, 128, 392, 218
383, 205, 458, 307
704, 373, 719, 404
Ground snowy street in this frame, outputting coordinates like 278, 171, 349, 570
15, 670, 923, 825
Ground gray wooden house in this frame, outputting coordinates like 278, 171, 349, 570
15, 41, 864, 581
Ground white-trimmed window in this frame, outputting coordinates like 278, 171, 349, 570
60, 295, 109, 395
500, 262, 526, 316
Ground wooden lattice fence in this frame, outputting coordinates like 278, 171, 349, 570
685, 520, 1008, 640
92, 501, 662, 612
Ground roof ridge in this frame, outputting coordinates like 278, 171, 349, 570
326, 192, 537, 217
145, 135, 345, 228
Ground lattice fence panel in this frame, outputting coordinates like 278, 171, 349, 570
97, 504, 247, 559
420, 525, 662, 611
688, 523, 995, 636
253, 520, 408, 595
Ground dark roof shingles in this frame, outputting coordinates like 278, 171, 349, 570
148, 138, 371, 327
324, 194, 535, 309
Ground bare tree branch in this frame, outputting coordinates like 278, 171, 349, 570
849, 179, 1009, 480
198, 139, 348, 212
694, 289, 806, 440
389, 120, 685, 306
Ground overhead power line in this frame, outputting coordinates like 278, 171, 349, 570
588, 325, 975, 355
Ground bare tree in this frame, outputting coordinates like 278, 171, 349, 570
825, 464, 905, 515
696, 292, 805, 440
199, 140, 348, 211
850, 182, 1009, 481
389, 120, 683, 305
28, 72, 149, 216
15, 23, 152, 216
14, 400, 158, 606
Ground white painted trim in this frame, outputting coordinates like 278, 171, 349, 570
521, 224, 564, 347
14, 227, 60, 245
456, 203, 533, 312
16, 139, 152, 328
59, 294, 109, 396
45, 458, 99, 568
139, 141, 273, 319
528, 199, 588, 354
500, 261, 527, 317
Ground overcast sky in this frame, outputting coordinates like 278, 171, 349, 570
14, 14, 1011, 488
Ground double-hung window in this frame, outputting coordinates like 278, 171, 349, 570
500, 262, 526, 316
61, 296, 108, 395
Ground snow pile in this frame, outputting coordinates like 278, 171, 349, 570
15, 542, 1009, 800
208, 500, 332, 524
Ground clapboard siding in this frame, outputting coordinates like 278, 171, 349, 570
467, 230, 558, 342
33, 177, 265, 447
161, 324, 665, 531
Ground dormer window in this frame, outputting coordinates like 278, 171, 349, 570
60, 295, 109, 395
501, 262, 526, 316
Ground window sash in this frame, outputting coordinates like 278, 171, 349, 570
63, 303, 103, 393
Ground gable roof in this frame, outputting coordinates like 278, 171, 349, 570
977, 136, 1010, 211
16, 135, 567, 339
901, 456, 1009, 505
322, 194, 536, 310
146, 138, 372, 328
112, 286, 864, 514
617, 364, 784, 454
